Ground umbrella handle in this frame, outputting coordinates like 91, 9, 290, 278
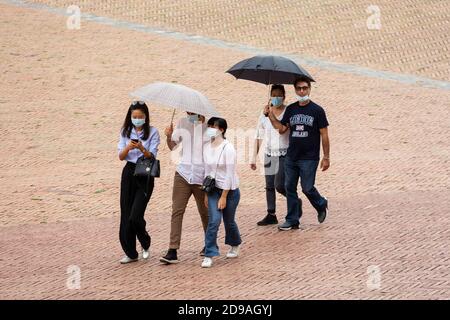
162, 108, 176, 152
170, 108, 176, 124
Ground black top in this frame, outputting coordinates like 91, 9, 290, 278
280, 100, 329, 161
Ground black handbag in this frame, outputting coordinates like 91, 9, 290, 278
201, 144, 227, 193
134, 156, 160, 198
201, 175, 216, 193
134, 156, 160, 178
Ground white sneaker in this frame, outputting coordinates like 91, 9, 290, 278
201, 257, 213, 268
119, 256, 138, 264
142, 248, 150, 260
226, 246, 240, 258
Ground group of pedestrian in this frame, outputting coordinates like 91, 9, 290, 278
116, 76, 330, 268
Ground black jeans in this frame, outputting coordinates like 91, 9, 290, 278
119, 162, 154, 259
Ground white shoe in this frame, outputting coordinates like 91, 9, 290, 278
201, 257, 213, 268
119, 256, 138, 264
142, 248, 150, 260
226, 245, 240, 258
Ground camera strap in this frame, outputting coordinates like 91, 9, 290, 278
213, 142, 228, 179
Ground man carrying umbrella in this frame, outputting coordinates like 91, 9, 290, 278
129, 82, 220, 263
159, 112, 210, 263
266, 76, 330, 230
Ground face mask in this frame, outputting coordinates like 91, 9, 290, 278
131, 118, 145, 127
297, 95, 310, 103
206, 127, 220, 138
188, 114, 199, 123
271, 97, 284, 107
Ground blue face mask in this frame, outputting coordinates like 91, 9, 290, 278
131, 118, 145, 127
188, 114, 199, 123
271, 97, 284, 107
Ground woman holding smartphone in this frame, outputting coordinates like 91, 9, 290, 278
202, 117, 241, 268
117, 101, 160, 264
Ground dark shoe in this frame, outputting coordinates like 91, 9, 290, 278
318, 198, 328, 223
159, 249, 179, 264
278, 221, 300, 231
257, 214, 278, 226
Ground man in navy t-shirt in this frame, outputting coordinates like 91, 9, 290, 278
266, 76, 330, 230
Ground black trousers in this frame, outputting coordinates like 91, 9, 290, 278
120, 162, 154, 259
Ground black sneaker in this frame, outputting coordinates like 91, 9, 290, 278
318, 198, 328, 224
278, 221, 300, 231
159, 249, 179, 264
257, 214, 278, 226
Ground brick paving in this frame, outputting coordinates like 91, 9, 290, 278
0, 2, 449, 299
29, 0, 450, 81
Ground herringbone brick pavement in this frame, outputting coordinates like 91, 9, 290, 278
29, 0, 450, 81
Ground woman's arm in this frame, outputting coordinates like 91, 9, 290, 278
145, 128, 160, 159
251, 114, 265, 169
250, 139, 262, 170
218, 145, 237, 210
218, 189, 229, 210
119, 142, 137, 161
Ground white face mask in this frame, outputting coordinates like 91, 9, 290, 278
206, 127, 220, 138
131, 118, 146, 127
297, 95, 310, 103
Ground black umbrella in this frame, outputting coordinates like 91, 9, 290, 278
226, 55, 315, 85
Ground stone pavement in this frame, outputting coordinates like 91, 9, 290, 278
0, 1, 449, 299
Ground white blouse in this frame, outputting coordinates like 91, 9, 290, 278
255, 108, 289, 157
203, 140, 239, 190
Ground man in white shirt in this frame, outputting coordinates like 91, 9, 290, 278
160, 112, 209, 264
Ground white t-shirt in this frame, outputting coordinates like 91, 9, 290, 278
171, 117, 208, 185
203, 140, 239, 190
255, 107, 289, 156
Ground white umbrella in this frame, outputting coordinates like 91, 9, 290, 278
130, 82, 221, 120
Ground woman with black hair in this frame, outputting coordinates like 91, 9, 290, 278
201, 117, 241, 268
251, 84, 296, 226
117, 101, 160, 264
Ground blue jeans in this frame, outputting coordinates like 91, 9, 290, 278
205, 188, 242, 257
284, 158, 327, 225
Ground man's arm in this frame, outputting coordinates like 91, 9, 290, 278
164, 123, 178, 151
267, 106, 289, 134
320, 127, 330, 171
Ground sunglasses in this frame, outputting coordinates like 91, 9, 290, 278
131, 101, 145, 105
295, 86, 310, 91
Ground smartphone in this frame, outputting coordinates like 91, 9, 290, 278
131, 139, 139, 143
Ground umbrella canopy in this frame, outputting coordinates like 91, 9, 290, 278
226, 55, 314, 85
130, 82, 221, 117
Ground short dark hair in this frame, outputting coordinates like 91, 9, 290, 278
271, 84, 285, 97
293, 77, 311, 88
207, 117, 227, 138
